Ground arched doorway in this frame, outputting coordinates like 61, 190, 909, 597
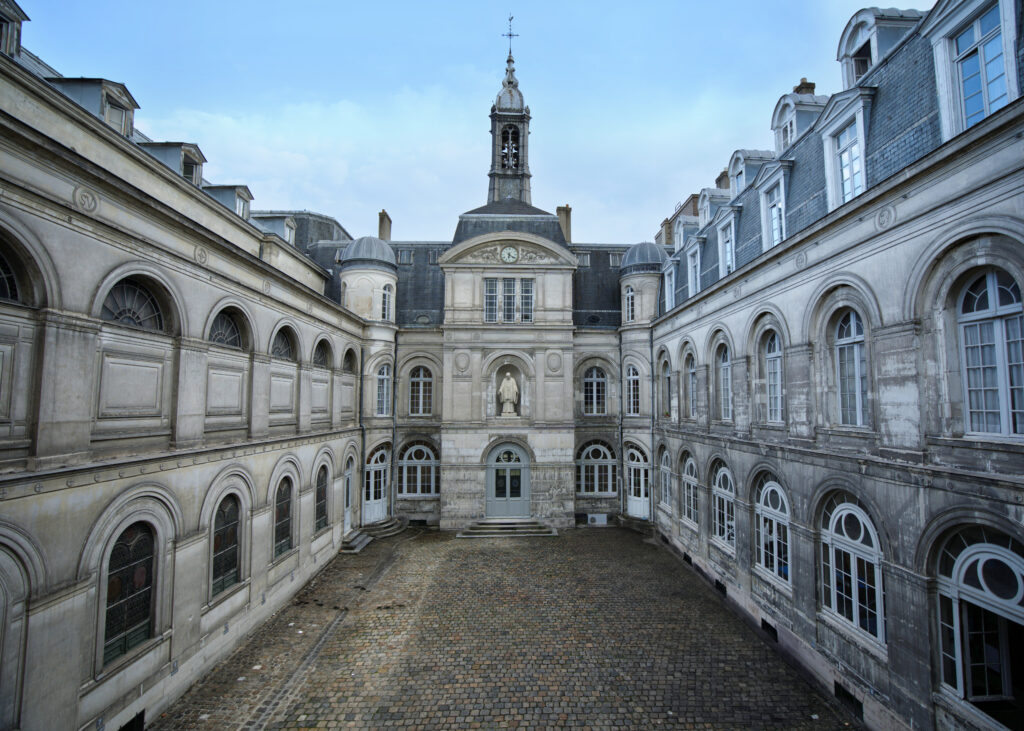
625, 444, 650, 519
362, 444, 389, 525
486, 444, 530, 518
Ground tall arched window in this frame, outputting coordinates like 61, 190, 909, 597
754, 473, 789, 583
575, 441, 616, 494
271, 328, 296, 361
344, 456, 354, 510
820, 493, 883, 641
398, 441, 438, 495
717, 345, 732, 421
381, 284, 393, 321
409, 366, 432, 416
711, 462, 735, 550
935, 525, 1024, 726
624, 286, 635, 322
211, 495, 240, 596
101, 278, 164, 332
313, 340, 332, 369
376, 364, 392, 416
583, 366, 607, 415
315, 465, 329, 531
209, 310, 244, 349
626, 366, 640, 415
273, 477, 293, 558
501, 125, 520, 169
763, 331, 783, 423
958, 269, 1023, 435
343, 349, 357, 375
680, 455, 699, 527
660, 361, 672, 418
659, 450, 673, 511
835, 310, 867, 426
625, 445, 649, 503
104, 522, 154, 664
0, 250, 20, 303
685, 354, 697, 419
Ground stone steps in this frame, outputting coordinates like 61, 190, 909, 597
362, 516, 407, 538
456, 519, 558, 538
616, 514, 654, 537
340, 531, 372, 554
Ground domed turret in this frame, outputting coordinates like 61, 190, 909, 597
620, 242, 667, 277
495, 54, 525, 111
336, 236, 397, 323
336, 236, 396, 271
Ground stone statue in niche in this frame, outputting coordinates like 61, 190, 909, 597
498, 371, 519, 416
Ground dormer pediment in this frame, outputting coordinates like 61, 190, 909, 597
439, 231, 577, 268
814, 86, 876, 136
751, 159, 794, 188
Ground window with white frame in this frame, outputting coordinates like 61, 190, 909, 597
502, 278, 516, 322
711, 462, 736, 551
625, 445, 649, 503
104, 100, 130, 136
732, 168, 744, 198
754, 473, 790, 584
626, 365, 641, 415
659, 450, 673, 510
835, 309, 868, 426
763, 182, 785, 248
660, 361, 672, 418
409, 365, 432, 416
764, 331, 784, 423
583, 366, 607, 415
820, 493, 884, 642
680, 456, 699, 527
398, 441, 438, 495
381, 284, 393, 321
376, 364, 392, 416
717, 344, 732, 421
624, 286, 635, 322
664, 268, 675, 311
575, 441, 617, 494
364, 445, 390, 505
284, 222, 295, 245
685, 354, 697, 419
935, 525, 1024, 724
956, 4, 1010, 128
687, 247, 701, 296
718, 220, 735, 277
673, 219, 685, 251
484, 278, 498, 322
235, 195, 249, 218
958, 269, 1023, 435
835, 120, 864, 204
521, 278, 534, 322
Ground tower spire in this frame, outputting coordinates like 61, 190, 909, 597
502, 14, 519, 56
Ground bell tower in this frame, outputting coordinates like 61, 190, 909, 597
487, 53, 532, 205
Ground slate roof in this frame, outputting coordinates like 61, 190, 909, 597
571, 244, 630, 329
452, 204, 568, 247
392, 242, 449, 327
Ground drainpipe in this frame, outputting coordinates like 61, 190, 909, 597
649, 319, 656, 523
390, 329, 398, 520
358, 344, 366, 528
618, 328, 624, 519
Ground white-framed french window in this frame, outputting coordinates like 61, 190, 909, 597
758, 163, 790, 251
658, 451, 673, 511
575, 441, 617, 495
520, 278, 534, 322
583, 365, 607, 416
398, 441, 439, 496
673, 218, 685, 252
717, 344, 732, 421
835, 309, 868, 427
764, 330, 784, 423
408, 365, 432, 416
624, 285, 635, 323
664, 267, 675, 311
680, 456, 699, 527
717, 219, 736, 277
754, 473, 790, 585
381, 284, 393, 321
235, 195, 249, 218
711, 462, 736, 552
686, 245, 701, 296
685, 353, 697, 419
925, 0, 1020, 142
484, 278, 498, 322
376, 364, 391, 416
818, 89, 874, 212
625, 365, 641, 415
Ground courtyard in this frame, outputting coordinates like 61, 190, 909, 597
151, 528, 858, 730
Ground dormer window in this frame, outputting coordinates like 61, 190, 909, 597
103, 98, 131, 136
699, 203, 710, 228
284, 223, 296, 245
235, 196, 249, 218
0, 5, 26, 57
182, 155, 201, 185
732, 169, 743, 197
717, 219, 736, 277
852, 41, 872, 82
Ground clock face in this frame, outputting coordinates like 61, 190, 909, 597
501, 246, 518, 263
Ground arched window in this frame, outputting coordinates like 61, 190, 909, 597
101, 278, 164, 332
661, 361, 672, 418
624, 286, 635, 323
376, 364, 392, 416
625, 365, 640, 415
209, 310, 243, 349
501, 125, 520, 169
958, 269, 1023, 435
659, 450, 673, 511
625, 445, 649, 502
364, 445, 390, 506
0, 250, 21, 303
835, 310, 867, 426
211, 495, 240, 596
680, 455, 699, 527
273, 477, 293, 558
685, 354, 697, 419
935, 525, 1024, 724
315, 465, 329, 531
381, 284, 393, 321
103, 522, 154, 664
820, 493, 883, 641
344, 457, 354, 510
398, 441, 438, 495
271, 328, 296, 361
343, 349, 357, 374
575, 441, 616, 494
409, 366, 433, 416
711, 462, 735, 550
754, 473, 789, 583
717, 345, 732, 421
763, 331, 783, 423
583, 366, 607, 415
313, 340, 331, 369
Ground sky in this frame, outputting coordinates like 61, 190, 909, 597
21, 1, 934, 244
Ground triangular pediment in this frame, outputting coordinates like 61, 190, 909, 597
438, 231, 578, 268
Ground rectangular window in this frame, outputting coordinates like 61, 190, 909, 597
682, 481, 698, 525
182, 157, 200, 185
719, 361, 732, 420
520, 279, 534, 323
105, 103, 128, 135
609, 253, 622, 267
484, 278, 498, 322
397, 249, 412, 264
235, 196, 248, 218
688, 367, 697, 418
956, 5, 1008, 127
837, 342, 866, 426
502, 278, 516, 322
836, 121, 864, 204
687, 248, 701, 296
428, 249, 439, 264
767, 352, 783, 423
718, 223, 735, 277
664, 270, 675, 310
766, 184, 785, 247
577, 252, 590, 266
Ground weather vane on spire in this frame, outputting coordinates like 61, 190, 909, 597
503, 14, 519, 55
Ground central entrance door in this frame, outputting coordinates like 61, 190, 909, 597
486, 444, 530, 518
362, 445, 389, 525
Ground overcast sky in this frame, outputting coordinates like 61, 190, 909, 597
22, 1, 934, 244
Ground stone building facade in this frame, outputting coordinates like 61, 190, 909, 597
0, 0, 1021, 729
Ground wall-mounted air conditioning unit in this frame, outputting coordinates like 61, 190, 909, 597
588, 514, 608, 526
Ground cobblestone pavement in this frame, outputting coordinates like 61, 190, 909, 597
151, 528, 858, 730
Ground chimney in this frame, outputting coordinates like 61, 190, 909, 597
378, 209, 392, 240
715, 169, 730, 191
661, 219, 672, 246
681, 194, 699, 216
793, 77, 815, 95
557, 204, 572, 243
